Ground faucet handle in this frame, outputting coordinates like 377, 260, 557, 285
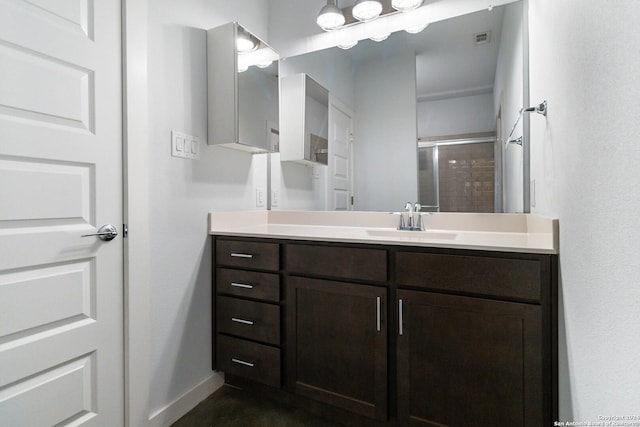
414, 203, 422, 212
405, 202, 413, 211
415, 212, 424, 231
390, 212, 406, 230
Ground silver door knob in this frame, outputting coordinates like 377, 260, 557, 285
81, 224, 118, 241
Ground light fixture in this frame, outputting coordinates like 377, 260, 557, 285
255, 60, 273, 68
369, 33, 391, 42
391, 0, 423, 12
236, 28, 259, 53
405, 23, 428, 34
317, 0, 346, 31
337, 40, 358, 50
352, 0, 383, 22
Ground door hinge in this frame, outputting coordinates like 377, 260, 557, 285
123, 224, 128, 238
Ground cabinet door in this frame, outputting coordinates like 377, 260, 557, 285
287, 277, 387, 420
397, 290, 543, 427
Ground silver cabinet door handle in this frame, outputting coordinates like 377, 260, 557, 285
398, 299, 404, 336
230, 282, 254, 289
230, 253, 253, 259
231, 317, 254, 325
376, 296, 381, 332
81, 224, 118, 241
231, 358, 254, 367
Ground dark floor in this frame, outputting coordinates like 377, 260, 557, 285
171, 385, 345, 427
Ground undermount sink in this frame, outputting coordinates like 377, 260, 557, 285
366, 229, 458, 240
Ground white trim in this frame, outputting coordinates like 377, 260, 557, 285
122, 0, 150, 425
148, 374, 224, 427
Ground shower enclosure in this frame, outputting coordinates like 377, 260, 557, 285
418, 135, 499, 213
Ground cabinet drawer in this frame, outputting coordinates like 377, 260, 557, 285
217, 296, 280, 345
217, 268, 280, 302
216, 239, 279, 271
396, 252, 541, 302
217, 334, 281, 388
287, 244, 387, 282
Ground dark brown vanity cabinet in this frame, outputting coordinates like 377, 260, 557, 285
285, 242, 389, 420
396, 250, 555, 426
212, 237, 557, 426
213, 238, 282, 387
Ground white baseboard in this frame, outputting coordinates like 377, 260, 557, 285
148, 373, 224, 427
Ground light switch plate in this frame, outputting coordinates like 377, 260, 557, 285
271, 189, 280, 207
256, 188, 265, 208
172, 131, 200, 160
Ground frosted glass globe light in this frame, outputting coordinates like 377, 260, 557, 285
405, 23, 428, 34
392, 0, 423, 12
337, 40, 358, 50
317, 0, 346, 30
352, 0, 383, 22
370, 33, 391, 42
236, 31, 258, 53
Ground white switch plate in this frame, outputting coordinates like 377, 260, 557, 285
530, 179, 536, 207
256, 188, 265, 207
172, 131, 200, 160
271, 189, 280, 207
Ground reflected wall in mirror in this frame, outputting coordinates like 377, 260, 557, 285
273, 0, 528, 213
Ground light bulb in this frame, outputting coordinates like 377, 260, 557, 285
337, 40, 358, 50
317, 0, 346, 30
405, 23, 428, 34
370, 33, 390, 42
256, 60, 273, 69
352, 0, 383, 22
236, 29, 258, 53
392, 0, 423, 12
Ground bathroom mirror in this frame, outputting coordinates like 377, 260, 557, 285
273, 0, 529, 213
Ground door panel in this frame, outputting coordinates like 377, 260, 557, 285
287, 277, 387, 420
328, 97, 353, 211
397, 290, 543, 426
0, 0, 123, 425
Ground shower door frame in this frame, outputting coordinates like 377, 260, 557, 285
418, 133, 499, 213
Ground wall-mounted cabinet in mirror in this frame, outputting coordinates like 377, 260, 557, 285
280, 74, 329, 165
207, 22, 279, 153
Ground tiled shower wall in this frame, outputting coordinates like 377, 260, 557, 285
438, 142, 495, 212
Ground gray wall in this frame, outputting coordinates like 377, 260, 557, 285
353, 49, 418, 211
146, 0, 269, 416
528, 0, 640, 420
417, 93, 495, 137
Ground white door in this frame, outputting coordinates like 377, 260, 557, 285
0, 1, 124, 425
327, 96, 354, 211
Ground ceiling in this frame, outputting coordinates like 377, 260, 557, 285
348, 5, 506, 100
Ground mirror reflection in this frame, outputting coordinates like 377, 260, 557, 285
237, 26, 279, 152
273, 0, 527, 213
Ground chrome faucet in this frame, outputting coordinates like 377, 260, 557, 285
395, 202, 425, 231
404, 202, 414, 229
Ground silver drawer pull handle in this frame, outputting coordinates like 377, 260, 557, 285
231, 358, 254, 367
230, 253, 253, 259
231, 317, 254, 325
230, 282, 254, 289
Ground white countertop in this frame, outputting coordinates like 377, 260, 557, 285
208, 210, 559, 254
